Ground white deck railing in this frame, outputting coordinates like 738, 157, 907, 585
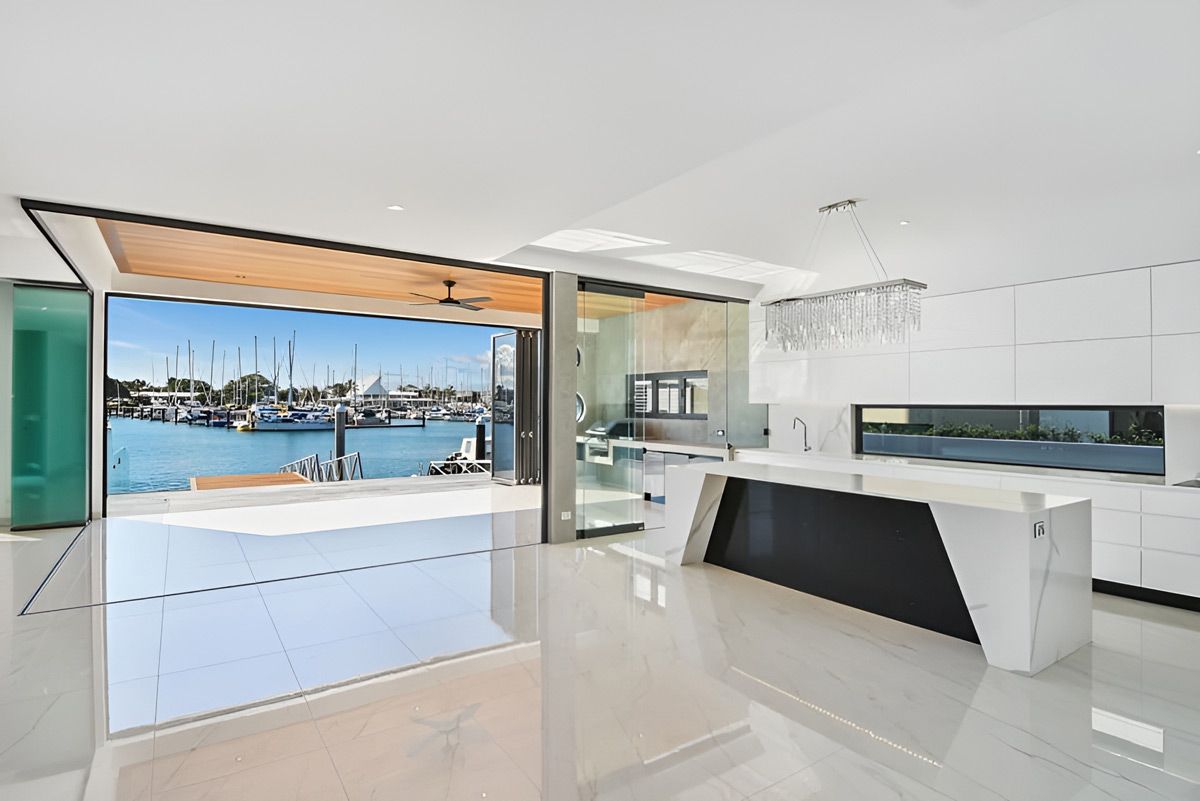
427, 459, 491, 476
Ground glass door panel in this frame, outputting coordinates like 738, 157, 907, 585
575, 283, 645, 537
12, 285, 90, 529
491, 331, 517, 483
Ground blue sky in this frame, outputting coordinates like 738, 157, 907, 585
107, 297, 511, 391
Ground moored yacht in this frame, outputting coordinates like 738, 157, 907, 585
351, 407, 388, 426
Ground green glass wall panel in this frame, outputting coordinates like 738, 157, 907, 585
12, 286, 89, 528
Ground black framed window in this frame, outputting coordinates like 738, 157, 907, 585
855, 405, 1165, 476
628, 370, 709, 419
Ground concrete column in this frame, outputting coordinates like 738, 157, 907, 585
545, 272, 577, 544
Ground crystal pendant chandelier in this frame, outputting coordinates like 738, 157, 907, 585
764, 199, 926, 352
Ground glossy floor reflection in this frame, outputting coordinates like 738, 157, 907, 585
5, 527, 1200, 799
28, 508, 542, 613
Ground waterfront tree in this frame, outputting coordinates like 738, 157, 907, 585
219, 373, 274, 404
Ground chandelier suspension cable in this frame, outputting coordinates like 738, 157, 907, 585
846, 203, 888, 282
763, 197, 927, 352
799, 206, 832, 274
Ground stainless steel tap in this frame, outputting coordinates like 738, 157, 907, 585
793, 417, 813, 452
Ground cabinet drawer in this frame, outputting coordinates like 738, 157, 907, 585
1093, 509, 1141, 546
1092, 542, 1141, 585
1142, 490, 1200, 520
1142, 515, 1200, 556
1142, 549, 1200, 597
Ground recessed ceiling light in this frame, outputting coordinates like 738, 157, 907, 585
899, 220, 910, 226
386, 204, 406, 212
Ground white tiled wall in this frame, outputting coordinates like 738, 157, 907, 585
1015, 270, 1151, 344
1153, 333, 1200, 403
910, 287, 1014, 352
751, 258, 1200, 599
1015, 337, 1152, 404
1150, 261, 1200, 336
910, 346, 1014, 403
752, 258, 1200, 414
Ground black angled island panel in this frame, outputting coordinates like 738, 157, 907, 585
704, 477, 980, 643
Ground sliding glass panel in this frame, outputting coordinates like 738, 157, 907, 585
724, 302, 768, 448
858, 405, 1165, 475
12, 286, 89, 528
575, 283, 645, 536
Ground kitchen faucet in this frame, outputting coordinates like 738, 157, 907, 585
793, 417, 813, 452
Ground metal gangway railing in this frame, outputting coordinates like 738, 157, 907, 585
321, 452, 364, 482
278, 452, 363, 482
278, 454, 321, 481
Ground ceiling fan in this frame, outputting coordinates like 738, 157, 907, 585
409, 279, 492, 311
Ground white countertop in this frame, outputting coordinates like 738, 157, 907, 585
678, 459, 1088, 513
577, 436, 730, 458
734, 448, 1200, 494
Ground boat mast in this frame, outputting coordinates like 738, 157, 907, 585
353, 344, 358, 407
208, 340, 216, 406
220, 350, 226, 406
237, 347, 243, 407
188, 339, 194, 403
287, 331, 296, 406
254, 335, 259, 405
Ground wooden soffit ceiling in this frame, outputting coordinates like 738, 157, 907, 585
97, 219, 544, 315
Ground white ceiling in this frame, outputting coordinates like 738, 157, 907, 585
1, 1, 1197, 298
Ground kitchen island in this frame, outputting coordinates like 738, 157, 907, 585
665, 460, 1092, 674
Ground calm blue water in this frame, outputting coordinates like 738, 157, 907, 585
107, 417, 488, 494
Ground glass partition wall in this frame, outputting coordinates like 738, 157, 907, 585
575, 283, 646, 536
575, 284, 767, 537
11, 285, 90, 528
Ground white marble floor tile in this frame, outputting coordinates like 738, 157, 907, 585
260, 581, 389, 650
394, 610, 517, 662
104, 599, 164, 684
340, 562, 478, 628
104, 522, 171, 603
154, 746, 348, 801
748, 748, 955, 800
163, 526, 247, 567
158, 590, 284, 674
107, 675, 159, 734
286, 629, 420, 689
155, 652, 300, 723
162, 557, 256, 596
246, 552, 336, 583
235, 530, 321, 561
416, 551, 496, 603
13, 521, 1200, 801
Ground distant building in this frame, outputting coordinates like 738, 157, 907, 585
358, 375, 388, 405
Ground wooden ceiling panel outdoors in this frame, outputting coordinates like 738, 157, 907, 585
577, 291, 690, 320
97, 219, 545, 315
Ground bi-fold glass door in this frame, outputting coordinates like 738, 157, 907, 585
491, 329, 540, 485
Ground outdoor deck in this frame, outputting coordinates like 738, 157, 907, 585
189, 471, 312, 491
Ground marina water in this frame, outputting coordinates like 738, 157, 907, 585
107, 417, 489, 494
